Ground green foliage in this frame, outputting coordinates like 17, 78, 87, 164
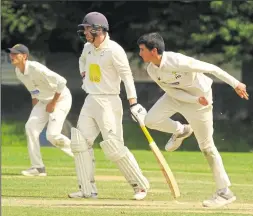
2, 1, 56, 44
2, 1, 252, 63
191, 1, 253, 61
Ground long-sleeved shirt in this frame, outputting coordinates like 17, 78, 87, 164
79, 33, 137, 99
147, 52, 240, 103
15, 60, 68, 102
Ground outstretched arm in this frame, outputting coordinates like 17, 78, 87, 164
174, 53, 249, 100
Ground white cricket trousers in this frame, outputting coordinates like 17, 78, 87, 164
76, 94, 123, 193
25, 89, 72, 168
74, 94, 149, 194
145, 90, 231, 190
77, 94, 123, 144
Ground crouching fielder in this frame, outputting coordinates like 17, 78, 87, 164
8, 44, 73, 177
136, 33, 249, 207
68, 12, 149, 200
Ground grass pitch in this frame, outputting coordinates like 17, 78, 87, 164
2, 146, 253, 216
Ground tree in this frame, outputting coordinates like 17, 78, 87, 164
1, 1, 57, 50
191, 1, 253, 62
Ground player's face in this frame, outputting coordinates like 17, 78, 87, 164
9, 53, 27, 65
84, 26, 95, 43
139, 44, 154, 62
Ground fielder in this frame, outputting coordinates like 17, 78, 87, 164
68, 12, 149, 200
8, 44, 73, 177
136, 33, 249, 207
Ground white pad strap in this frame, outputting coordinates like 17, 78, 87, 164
88, 148, 98, 194
100, 139, 150, 191
71, 127, 92, 197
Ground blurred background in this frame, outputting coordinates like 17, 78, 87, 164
1, 1, 253, 152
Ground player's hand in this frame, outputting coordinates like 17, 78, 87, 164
32, 98, 39, 107
81, 72, 86, 79
235, 82, 249, 100
198, 96, 209, 106
46, 101, 56, 113
130, 103, 147, 125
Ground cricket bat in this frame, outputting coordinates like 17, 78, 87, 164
138, 123, 180, 199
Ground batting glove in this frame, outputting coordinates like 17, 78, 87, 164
130, 103, 147, 125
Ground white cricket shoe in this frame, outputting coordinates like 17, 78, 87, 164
68, 191, 98, 199
203, 188, 236, 208
21, 167, 47, 177
133, 189, 147, 200
165, 124, 193, 152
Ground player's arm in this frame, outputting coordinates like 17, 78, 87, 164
37, 66, 67, 96
15, 70, 39, 106
79, 43, 89, 78
34, 63, 67, 112
32, 98, 39, 107
174, 53, 249, 100
112, 45, 147, 122
112, 45, 137, 105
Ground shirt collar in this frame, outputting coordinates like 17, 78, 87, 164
94, 33, 110, 50
151, 52, 166, 69
16, 60, 30, 75
23, 60, 30, 75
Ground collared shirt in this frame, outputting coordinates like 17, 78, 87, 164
79, 33, 137, 99
147, 52, 240, 103
15, 60, 68, 102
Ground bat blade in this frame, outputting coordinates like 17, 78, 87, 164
140, 125, 180, 199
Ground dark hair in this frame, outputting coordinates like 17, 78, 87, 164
137, 32, 165, 55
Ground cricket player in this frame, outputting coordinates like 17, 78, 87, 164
135, 32, 249, 207
68, 12, 149, 200
8, 44, 73, 177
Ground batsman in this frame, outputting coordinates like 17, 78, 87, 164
68, 12, 149, 200
136, 33, 249, 207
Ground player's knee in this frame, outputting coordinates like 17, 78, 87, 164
100, 139, 127, 162
70, 127, 89, 153
25, 119, 37, 132
46, 132, 58, 145
198, 137, 215, 152
144, 112, 156, 129
201, 145, 218, 157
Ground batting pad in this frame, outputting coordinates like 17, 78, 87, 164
71, 127, 92, 197
100, 139, 150, 191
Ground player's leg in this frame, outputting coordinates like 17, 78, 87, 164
22, 102, 48, 176
184, 102, 235, 207
46, 94, 73, 157
97, 96, 150, 200
68, 127, 95, 198
75, 114, 100, 197
68, 95, 100, 198
145, 93, 193, 151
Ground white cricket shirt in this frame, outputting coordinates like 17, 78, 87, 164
79, 33, 137, 99
15, 60, 69, 102
147, 52, 240, 103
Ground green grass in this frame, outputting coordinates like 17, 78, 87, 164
2, 146, 253, 216
2, 120, 253, 152
1, 121, 27, 146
